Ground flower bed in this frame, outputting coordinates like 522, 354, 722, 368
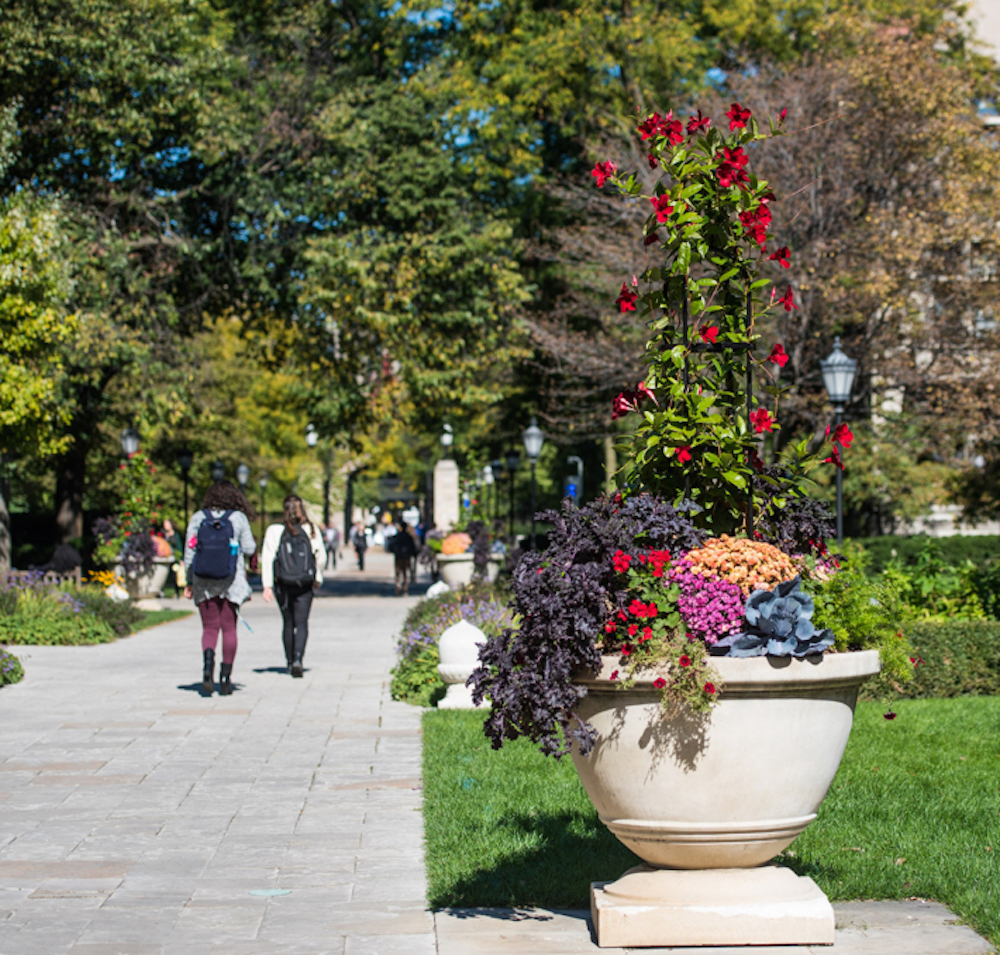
0, 573, 144, 646
0, 647, 23, 685
391, 581, 514, 707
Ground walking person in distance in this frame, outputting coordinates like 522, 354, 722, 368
261, 495, 326, 677
184, 481, 257, 696
351, 520, 367, 571
388, 520, 418, 596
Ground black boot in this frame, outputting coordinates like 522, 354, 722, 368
219, 662, 233, 695
202, 648, 215, 696
291, 654, 303, 678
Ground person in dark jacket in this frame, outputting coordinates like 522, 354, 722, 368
388, 521, 418, 596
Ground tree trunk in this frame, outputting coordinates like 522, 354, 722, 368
604, 434, 617, 493
0, 477, 10, 572
55, 438, 87, 544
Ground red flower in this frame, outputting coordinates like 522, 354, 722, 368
653, 677, 667, 689
629, 599, 647, 617
824, 444, 844, 471
646, 603, 658, 618
679, 655, 691, 667
884, 709, 897, 721
910, 655, 924, 668
649, 194, 674, 223
828, 422, 854, 449
643, 232, 661, 247
638, 112, 664, 140
621, 644, 632, 657
767, 343, 789, 367
628, 623, 639, 637
726, 102, 751, 130
641, 626, 653, 642
677, 445, 692, 464
636, 380, 658, 406
716, 146, 750, 188
647, 153, 658, 169
699, 324, 719, 344
748, 448, 764, 472
749, 407, 774, 434
779, 108, 787, 123
604, 621, 616, 633
610, 670, 619, 681
615, 282, 638, 313
769, 246, 791, 269
703, 682, 717, 695
612, 392, 638, 420
776, 286, 798, 312
686, 109, 711, 136
739, 205, 772, 249
591, 160, 617, 188
612, 549, 632, 573
618, 610, 627, 621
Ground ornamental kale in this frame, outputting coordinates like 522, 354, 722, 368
711, 576, 834, 658
470, 493, 704, 758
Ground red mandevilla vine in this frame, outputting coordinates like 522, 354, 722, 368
593, 103, 850, 534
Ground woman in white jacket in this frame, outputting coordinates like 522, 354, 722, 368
261, 495, 326, 677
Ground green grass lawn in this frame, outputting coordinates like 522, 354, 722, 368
422, 698, 1000, 947
134, 609, 193, 631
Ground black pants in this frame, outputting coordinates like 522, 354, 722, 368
276, 583, 314, 666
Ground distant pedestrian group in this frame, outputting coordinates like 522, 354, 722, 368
184, 482, 325, 695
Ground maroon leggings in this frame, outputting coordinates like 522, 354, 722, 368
199, 597, 239, 664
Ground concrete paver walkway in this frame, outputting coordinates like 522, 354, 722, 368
1, 550, 994, 955
0, 551, 432, 955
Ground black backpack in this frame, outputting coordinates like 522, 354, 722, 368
393, 531, 417, 559
274, 528, 316, 588
192, 509, 237, 580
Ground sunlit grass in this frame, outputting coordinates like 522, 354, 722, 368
422, 699, 1000, 946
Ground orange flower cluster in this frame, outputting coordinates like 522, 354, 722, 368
441, 532, 472, 556
683, 535, 796, 595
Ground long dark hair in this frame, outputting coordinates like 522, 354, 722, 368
202, 480, 256, 520
283, 494, 313, 537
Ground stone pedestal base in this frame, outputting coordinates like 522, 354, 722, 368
437, 683, 486, 709
591, 865, 834, 948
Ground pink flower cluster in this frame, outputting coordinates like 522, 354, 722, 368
669, 559, 745, 644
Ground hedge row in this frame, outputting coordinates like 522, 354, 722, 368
854, 534, 1000, 573
878, 621, 1000, 700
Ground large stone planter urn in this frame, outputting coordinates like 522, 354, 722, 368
436, 553, 502, 589
573, 649, 880, 948
117, 557, 173, 601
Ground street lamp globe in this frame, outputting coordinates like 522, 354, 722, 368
210, 460, 226, 482
505, 450, 520, 473
120, 427, 140, 456
236, 463, 250, 488
482, 464, 495, 485
259, 472, 269, 490
177, 448, 194, 474
820, 337, 857, 408
522, 417, 545, 460
440, 424, 454, 449
305, 424, 319, 448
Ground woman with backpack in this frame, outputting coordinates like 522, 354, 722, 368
261, 495, 326, 677
183, 481, 257, 696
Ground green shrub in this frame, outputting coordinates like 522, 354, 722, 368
854, 534, 1000, 574
880, 539, 985, 621
391, 581, 514, 706
888, 621, 1000, 699
0, 647, 23, 685
808, 548, 914, 697
76, 586, 144, 637
0, 587, 116, 645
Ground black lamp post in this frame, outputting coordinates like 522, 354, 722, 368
491, 458, 503, 522
522, 417, 545, 550
820, 337, 858, 545
210, 460, 225, 483
504, 450, 520, 543
120, 427, 140, 457
177, 448, 193, 528
258, 473, 268, 544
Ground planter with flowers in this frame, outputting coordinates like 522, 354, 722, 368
93, 452, 170, 600
435, 522, 502, 588
471, 104, 914, 948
